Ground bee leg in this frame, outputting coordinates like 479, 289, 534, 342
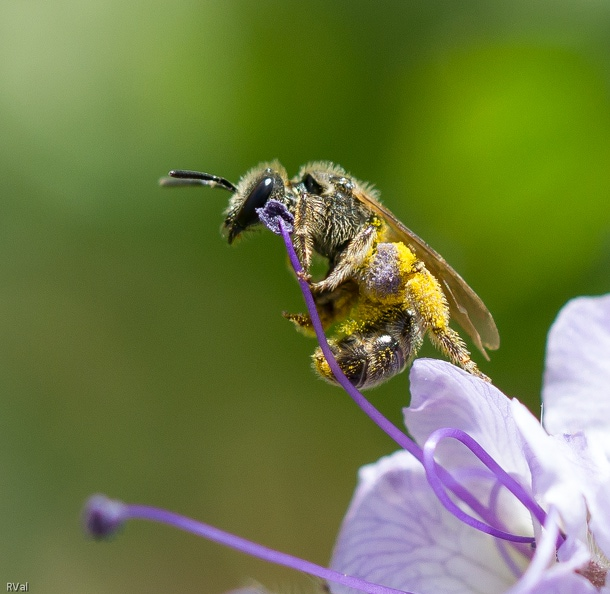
405, 262, 491, 382
312, 224, 377, 293
292, 193, 315, 280
428, 326, 490, 382
283, 279, 360, 334
283, 311, 315, 334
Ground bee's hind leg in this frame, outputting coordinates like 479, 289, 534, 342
404, 261, 490, 382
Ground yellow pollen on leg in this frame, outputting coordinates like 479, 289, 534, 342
406, 273, 449, 330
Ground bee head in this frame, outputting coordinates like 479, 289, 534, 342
223, 166, 288, 243
160, 162, 289, 244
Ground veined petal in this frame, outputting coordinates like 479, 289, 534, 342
510, 400, 595, 543
542, 295, 610, 445
330, 450, 516, 594
540, 294, 610, 560
405, 360, 531, 481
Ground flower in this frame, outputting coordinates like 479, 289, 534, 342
83, 199, 610, 593
330, 294, 610, 594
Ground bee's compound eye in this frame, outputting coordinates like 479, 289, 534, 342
235, 176, 275, 230
303, 173, 323, 195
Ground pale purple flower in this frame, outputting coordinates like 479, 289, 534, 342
83, 199, 610, 593
330, 295, 610, 594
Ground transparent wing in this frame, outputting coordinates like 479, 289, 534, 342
356, 191, 500, 357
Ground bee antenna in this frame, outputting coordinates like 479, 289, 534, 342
159, 170, 237, 192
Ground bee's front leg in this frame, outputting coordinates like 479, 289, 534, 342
312, 224, 377, 294
291, 193, 315, 281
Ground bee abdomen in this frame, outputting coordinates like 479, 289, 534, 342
313, 308, 422, 390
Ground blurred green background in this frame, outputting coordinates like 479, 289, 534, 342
2, 0, 609, 592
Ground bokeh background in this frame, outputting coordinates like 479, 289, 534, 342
2, 1, 609, 592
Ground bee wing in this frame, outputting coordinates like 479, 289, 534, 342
356, 191, 500, 358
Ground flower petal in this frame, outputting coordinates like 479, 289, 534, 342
405, 359, 531, 481
330, 450, 516, 594
510, 400, 594, 542
588, 505, 610, 569
507, 531, 596, 594
542, 294, 610, 442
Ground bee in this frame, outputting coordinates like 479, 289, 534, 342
160, 161, 499, 388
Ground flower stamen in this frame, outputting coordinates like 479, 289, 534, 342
423, 427, 557, 546
83, 494, 414, 594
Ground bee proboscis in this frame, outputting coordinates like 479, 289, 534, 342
160, 161, 499, 388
